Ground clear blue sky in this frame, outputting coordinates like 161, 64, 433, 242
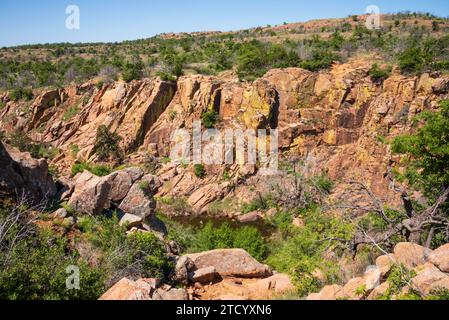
0, 0, 448, 47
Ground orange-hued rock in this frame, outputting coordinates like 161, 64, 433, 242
186, 249, 272, 278
429, 244, 449, 273
99, 278, 152, 300
393, 242, 432, 269
2, 61, 449, 214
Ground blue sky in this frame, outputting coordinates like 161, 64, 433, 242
0, 0, 448, 47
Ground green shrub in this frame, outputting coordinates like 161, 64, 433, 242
93, 125, 122, 161
312, 174, 334, 194
9, 130, 59, 160
193, 222, 267, 261
0, 217, 105, 300
77, 215, 172, 281
299, 50, 339, 71
392, 99, 449, 198
9, 87, 33, 102
369, 64, 392, 82
122, 61, 143, 82
236, 41, 267, 81
194, 164, 206, 178
71, 162, 112, 177
241, 194, 276, 214
398, 46, 424, 74
126, 232, 172, 279
265, 206, 353, 297
139, 180, 150, 191
62, 105, 79, 121
201, 109, 218, 128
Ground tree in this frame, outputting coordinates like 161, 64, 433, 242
122, 60, 143, 82
341, 100, 449, 251
392, 99, 449, 198
93, 125, 122, 161
236, 41, 266, 81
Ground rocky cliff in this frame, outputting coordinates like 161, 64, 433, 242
1, 59, 448, 215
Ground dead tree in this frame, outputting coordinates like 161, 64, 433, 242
340, 175, 449, 253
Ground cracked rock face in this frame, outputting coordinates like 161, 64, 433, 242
0, 142, 56, 203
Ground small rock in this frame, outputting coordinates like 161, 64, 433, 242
119, 213, 143, 228
367, 282, 389, 300
375, 254, 396, 276
363, 266, 382, 291
292, 217, 305, 228
53, 208, 68, 219
173, 256, 196, 285
236, 211, 261, 223
63, 216, 76, 227
306, 284, 344, 300
157, 288, 189, 300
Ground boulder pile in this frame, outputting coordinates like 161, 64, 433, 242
307, 242, 449, 300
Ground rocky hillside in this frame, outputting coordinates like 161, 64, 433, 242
0, 13, 449, 301
1, 59, 448, 213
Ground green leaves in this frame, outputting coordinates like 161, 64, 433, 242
392, 100, 449, 198
193, 222, 267, 261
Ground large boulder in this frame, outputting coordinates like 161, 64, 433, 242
67, 168, 152, 217
118, 174, 161, 218
393, 242, 432, 269
411, 263, 449, 295
67, 171, 112, 215
0, 143, 56, 203
188, 267, 218, 284
429, 244, 449, 273
186, 249, 272, 278
249, 273, 295, 295
108, 167, 144, 202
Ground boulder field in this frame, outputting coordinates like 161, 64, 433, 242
307, 242, 449, 300
100, 248, 295, 301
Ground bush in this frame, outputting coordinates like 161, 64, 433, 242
193, 222, 267, 261
398, 46, 424, 74
93, 125, 122, 161
77, 215, 172, 283
71, 162, 112, 177
312, 174, 334, 194
0, 205, 105, 300
299, 50, 339, 71
9, 87, 33, 102
369, 64, 392, 82
194, 164, 206, 178
392, 99, 449, 198
122, 61, 143, 82
237, 41, 267, 81
241, 194, 276, 214
9, 130, 59, 160
201, 109, 218, 128
265, 206, 353, 297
